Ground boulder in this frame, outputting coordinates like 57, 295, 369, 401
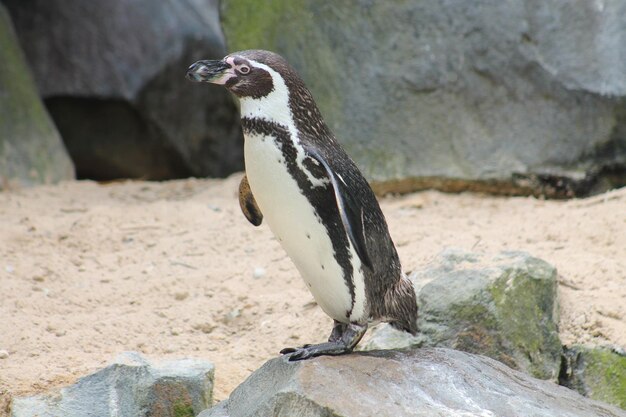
0, 3, 73, 189
4, 0, 242, 181
361, 249, 562, 380
222, 0, 626, 198
560, 345, 626, 410
10, 352, 214, 417
199, 348, 626, 417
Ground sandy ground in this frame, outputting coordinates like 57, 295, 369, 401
1, 175, 625, 409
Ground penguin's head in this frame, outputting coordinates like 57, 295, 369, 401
187, 50, 295, 99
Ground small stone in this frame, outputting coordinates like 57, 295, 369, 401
193, 322, 216, 334
174, 292, 189, 301
222, 309, 241, 324
5, 265, 15, 273
253, 267, 266, 279
0, 350, 9, 359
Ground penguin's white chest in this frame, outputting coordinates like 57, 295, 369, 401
244, 133, 365, 323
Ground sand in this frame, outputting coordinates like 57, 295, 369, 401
1, 175, 625, 408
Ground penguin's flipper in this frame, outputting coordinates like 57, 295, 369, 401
239, 174, 263, 226
305, 148, 373, 270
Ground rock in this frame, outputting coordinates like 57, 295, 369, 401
560, 345, 626, 410
253, 267, 266, 279
4, 0, 242, 181
199, 348, 626, 417
0, 3, 74, 189
11, 351, 214, 417
222, 0, 626, 198
361, 249, 562, 380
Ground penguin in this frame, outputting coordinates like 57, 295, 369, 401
187, 50, 418, 361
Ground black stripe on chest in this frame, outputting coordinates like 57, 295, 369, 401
242, 117, 357, 319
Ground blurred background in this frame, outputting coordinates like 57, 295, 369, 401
1, 0, 625, 198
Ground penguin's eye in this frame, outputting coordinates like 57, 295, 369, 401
239, 65, 251, 75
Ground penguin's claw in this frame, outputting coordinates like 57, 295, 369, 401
283, 347, 315, 361
280, 344, 312, 355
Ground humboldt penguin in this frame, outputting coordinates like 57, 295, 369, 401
187, 50, 418, 360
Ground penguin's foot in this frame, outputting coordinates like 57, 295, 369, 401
280, 321, 367, 361
280, 342, 351, 361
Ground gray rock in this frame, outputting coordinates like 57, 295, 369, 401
11, 351, 214, 417
560, 345, 626, 410
0, 3, 74, 189
199, 348, 626, 417
222, 0, 626, 197
4, 0, 242, 181
361, 249, 562, 380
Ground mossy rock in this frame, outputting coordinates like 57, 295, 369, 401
361, 249, 562, 380
11, 352, 214, 417
561, 345, 626, 410
0, 4, 74, 188
221, 0, 626, 198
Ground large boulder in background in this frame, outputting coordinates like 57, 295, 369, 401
361, 249, 562, 380
5, 0, 242, 181
222, 0, 626, 198
199, 349, 626, 417
0, 3, 73, 189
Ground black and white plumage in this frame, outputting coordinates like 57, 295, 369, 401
187, 50, 418, 360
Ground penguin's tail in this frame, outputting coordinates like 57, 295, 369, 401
386, 273, 419, 335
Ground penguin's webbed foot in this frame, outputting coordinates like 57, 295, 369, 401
280, 342, 350, 361
280, 321, 367, 361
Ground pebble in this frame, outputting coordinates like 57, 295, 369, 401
193, 322, 216, 334
174, 292, 189, 301
253, 267, 266, 279
207, 204, 221, 212
222, 309, 241, 324
0, 350, 9, 359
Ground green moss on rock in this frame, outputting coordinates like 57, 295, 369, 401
221, 0, 345, 154
586, 349, 626, 409
221, 0, 306, 52
0, 4, 74, 188
562, 346, 626, 410
489, 259, 561, 379
173, 400, 195, 417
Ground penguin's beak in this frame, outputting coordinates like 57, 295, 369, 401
186, 60, 232, 84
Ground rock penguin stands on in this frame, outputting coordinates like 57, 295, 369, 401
187, 50, 418, 360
